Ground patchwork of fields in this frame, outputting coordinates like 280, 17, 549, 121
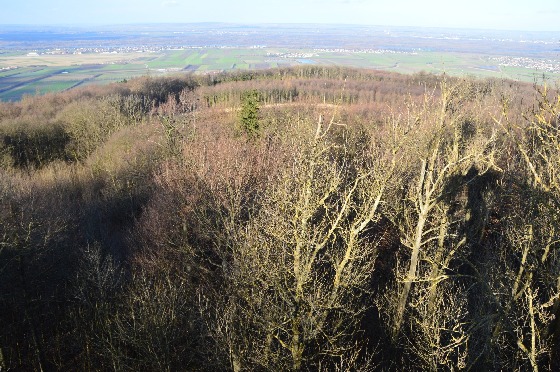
1, 47, 558, 101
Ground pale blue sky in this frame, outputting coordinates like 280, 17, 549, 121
1, 0, 559, 31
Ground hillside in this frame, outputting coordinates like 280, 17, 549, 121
1, 66, 560, 370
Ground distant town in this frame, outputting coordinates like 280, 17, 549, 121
491, 56, 560, 74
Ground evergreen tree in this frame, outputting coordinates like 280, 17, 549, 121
239, 90, 261, 138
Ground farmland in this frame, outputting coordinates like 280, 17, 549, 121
1, 23, 559, 101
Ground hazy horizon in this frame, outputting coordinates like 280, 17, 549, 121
1, 22, 559, 35
1, 0, 559, 32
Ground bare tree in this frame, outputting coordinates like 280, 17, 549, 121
215, 114, 399, 370
489, 86, 560, 370
383, 79, 498, 370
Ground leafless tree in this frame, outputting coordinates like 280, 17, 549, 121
382, 79, 499, 370
213, 114, 399, 370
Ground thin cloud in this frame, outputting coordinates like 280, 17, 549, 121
162, 0, 180, 7
537, 9, 560, 15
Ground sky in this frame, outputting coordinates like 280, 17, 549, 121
1, 0, 559, 32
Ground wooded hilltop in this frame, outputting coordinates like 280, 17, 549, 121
1, 66, 560, 371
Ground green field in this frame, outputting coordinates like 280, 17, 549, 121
1, 48, 558, 101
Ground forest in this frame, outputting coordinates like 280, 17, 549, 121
1, 66, 560, 371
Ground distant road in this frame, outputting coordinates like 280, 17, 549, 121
65, 73, 104, 91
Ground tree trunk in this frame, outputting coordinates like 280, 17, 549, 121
393, 211, 427, 340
